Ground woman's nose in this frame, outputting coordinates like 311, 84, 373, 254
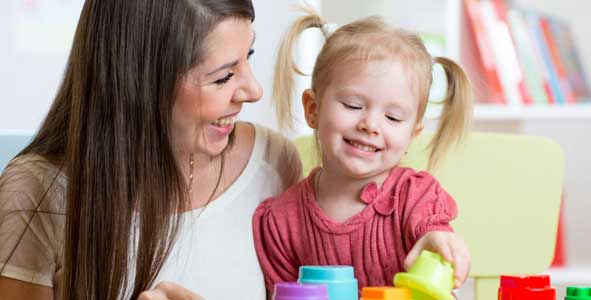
233, 65, 262, 103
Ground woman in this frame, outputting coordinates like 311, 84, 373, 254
0, 0, 301, 299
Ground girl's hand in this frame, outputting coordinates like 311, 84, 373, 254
404, 231, 471, 289
137, 281, 205, 300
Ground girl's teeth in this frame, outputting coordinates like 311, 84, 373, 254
212, 115, 236, 126
350, 141, 377, 152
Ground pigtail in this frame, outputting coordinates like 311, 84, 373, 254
427, 57, 473, 170
273, 6, 326, 131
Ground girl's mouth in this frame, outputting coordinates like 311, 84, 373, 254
344, 138, 381, 152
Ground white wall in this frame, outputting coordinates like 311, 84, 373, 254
248, 0, 320, 137
0, 0, 83, 133
0, 0, 315, 135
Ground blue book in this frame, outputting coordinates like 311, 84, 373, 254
526, 12, 565, 104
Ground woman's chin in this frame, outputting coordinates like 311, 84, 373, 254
205, 132, 237, 156
201, 138, 230, 157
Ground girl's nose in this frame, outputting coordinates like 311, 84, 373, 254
357, 114, 379, 136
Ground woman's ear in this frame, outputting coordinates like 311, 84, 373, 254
302, 89, 319, 129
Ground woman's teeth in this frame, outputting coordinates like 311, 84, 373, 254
212, 115, 236, 126
348, 140, 378, 152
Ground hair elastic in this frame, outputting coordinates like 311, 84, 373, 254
321, 23, 338, 38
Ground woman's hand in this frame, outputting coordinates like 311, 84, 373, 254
404, 231, 471, 289
137, 281, 204, 300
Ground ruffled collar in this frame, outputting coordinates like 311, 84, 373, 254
303, 167, 406, 234
358, 167, 405, 216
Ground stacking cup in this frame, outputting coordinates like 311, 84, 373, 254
394, 250, 455, 300
298, 266, 358, 300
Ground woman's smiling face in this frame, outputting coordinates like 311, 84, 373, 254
172, 17, 262, 157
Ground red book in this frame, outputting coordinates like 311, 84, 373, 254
463, 0, 506, 104
492, 0, 533, 105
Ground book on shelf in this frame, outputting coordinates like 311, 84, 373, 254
539, 16, 576, 104
461, 0, 591, 106
470, 0, 530, 106
463, 0, 506, 105
526, 12, 565, 104
546, 17, 591, 102
506, 8, 548, 106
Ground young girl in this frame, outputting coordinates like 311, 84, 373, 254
253, 10, 472, 295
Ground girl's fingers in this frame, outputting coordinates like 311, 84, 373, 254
427, 231, 454, 263
451, 239, 471, 288
404, 241, 424, 271
435, 239, 454, 264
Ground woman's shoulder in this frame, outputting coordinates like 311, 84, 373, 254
2, 154, 62, 185
0, 154, 67, 211
234, 122, 294, 158
247, 123, 303, 189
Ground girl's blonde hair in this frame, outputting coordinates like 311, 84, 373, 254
274, 7, 472, 170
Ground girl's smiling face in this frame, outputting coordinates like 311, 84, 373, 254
172, 17, 262, 157
304, 59, 423, 182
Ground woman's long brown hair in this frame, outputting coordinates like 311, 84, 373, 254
3, 0, 254, 299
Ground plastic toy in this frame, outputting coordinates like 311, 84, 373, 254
498, 275, 555, 300
361, 286, 412, 300
393, 250, 455, 300
298, 266, 358, 300
273, 282, 329, 300
566, 287, 591, 300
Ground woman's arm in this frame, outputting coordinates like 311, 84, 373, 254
138, 281, 204, 300
0, 276, 53, 300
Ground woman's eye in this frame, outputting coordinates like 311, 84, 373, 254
213, 72, 234, 86
386, 115, 401, 122
342, 102, 362, 110
247, 49, 255, 59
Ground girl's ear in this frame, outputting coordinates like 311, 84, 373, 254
412, 123, 424, 139
302, 89, 319, 129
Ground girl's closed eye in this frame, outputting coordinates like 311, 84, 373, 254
342, 102, 362, 110
213, 72, 234, 86
386, 115, 402, 122
247, 49, 255, 59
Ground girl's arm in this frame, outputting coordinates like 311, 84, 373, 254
398, 171, 469, 287
0, 277, 53, 300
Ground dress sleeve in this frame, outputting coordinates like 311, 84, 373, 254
399, 172, 458, 251
0, 158, 64, 287
252, 198, 299, 293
